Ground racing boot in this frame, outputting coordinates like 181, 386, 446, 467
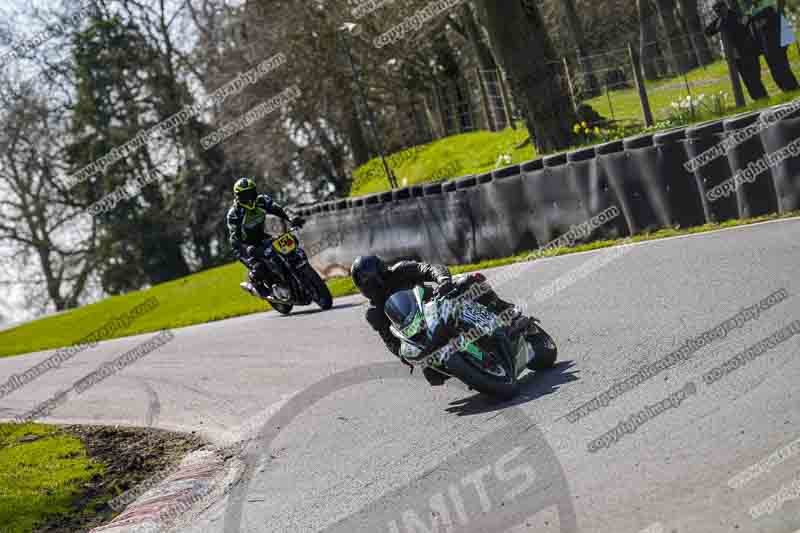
248, 267, 275, 300
240, 279, 273, 300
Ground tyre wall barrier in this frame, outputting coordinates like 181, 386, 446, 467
724, 111, 779, 218
568, 146, 628, 241
292, 100, 799, 278
760, 104, 800, 213
685, 119, 738, 223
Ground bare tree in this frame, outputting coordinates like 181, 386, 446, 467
0, 89, 100, 311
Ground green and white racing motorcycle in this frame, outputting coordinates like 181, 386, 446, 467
385, 273, 558, 400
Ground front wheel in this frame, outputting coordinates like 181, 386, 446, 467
301, 265, 333, 310
271, 302, 294, 315
526, 325, 558, 371
445, 353, 518, 400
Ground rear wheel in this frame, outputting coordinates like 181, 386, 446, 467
445, 352, 517, 400
302, 265, 333, 310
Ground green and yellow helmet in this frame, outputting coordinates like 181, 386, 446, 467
233, 177, 258, 210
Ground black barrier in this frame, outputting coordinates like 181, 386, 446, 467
467, 163, 535, 261
620, 132, 675, 232
653, 128, 707, 228
292, 100, 799, 279
521, 154, 590, 246
394, 195, 468, 264
567, 146, 628, 240
423, 182, 442, 195
494, 164, 521, 179
685, 119, 738, 222
456, 175, 477, 189
596, 140, 637, 234
598, 137, 661, 233
759, 104, 800, 213
377, 201, 426, 262
724, 111, 779, 218
393, 187, 411, 201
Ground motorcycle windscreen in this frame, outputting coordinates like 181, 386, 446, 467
384, 290, 426, 339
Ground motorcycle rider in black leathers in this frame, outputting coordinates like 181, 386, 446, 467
227, 178, 304, 299
350, 255, 532, 386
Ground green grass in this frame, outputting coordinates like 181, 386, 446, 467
0, 261, 357, 358
2, 210, 797, 359
0, 423, 104, 533
350, 127, 534, 197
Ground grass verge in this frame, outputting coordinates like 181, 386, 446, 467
2, 211, 798, 359
0, 423, 203, 532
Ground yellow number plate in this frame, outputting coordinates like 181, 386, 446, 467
273, 233, 297, 254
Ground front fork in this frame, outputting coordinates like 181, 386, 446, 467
275, 248, 312, 299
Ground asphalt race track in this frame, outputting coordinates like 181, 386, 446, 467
3, 218, 800, 533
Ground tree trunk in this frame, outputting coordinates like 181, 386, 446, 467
638, 0, 662, 79
424, 91, 445, 140
460, 3, 497, 72
560, 0, 600, 97
672, 3, 698, 69
460, 3, 497, 130
477, 0, 575, 153
654, 0, 691, 74
347, 97, 371, 166
676, 0, 714, 66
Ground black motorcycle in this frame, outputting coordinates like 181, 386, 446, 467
240, 225, 333, 315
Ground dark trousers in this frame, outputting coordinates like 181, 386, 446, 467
751, 8, 799, 92
455, 276, 516, 316
764, 45, 799, 92
737, 54, 769, 100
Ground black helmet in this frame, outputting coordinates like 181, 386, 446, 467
351, 255, 388, 301
234, 177, 258, 210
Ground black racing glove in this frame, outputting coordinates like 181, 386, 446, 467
246, 245, 266, 260
290, 216, 305, 228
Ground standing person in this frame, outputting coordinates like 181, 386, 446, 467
706, 1, 769, 100
744, 0, 799, 91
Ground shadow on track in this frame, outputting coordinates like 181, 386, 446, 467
444, 361, 579, 417
275, 301, 363, 316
